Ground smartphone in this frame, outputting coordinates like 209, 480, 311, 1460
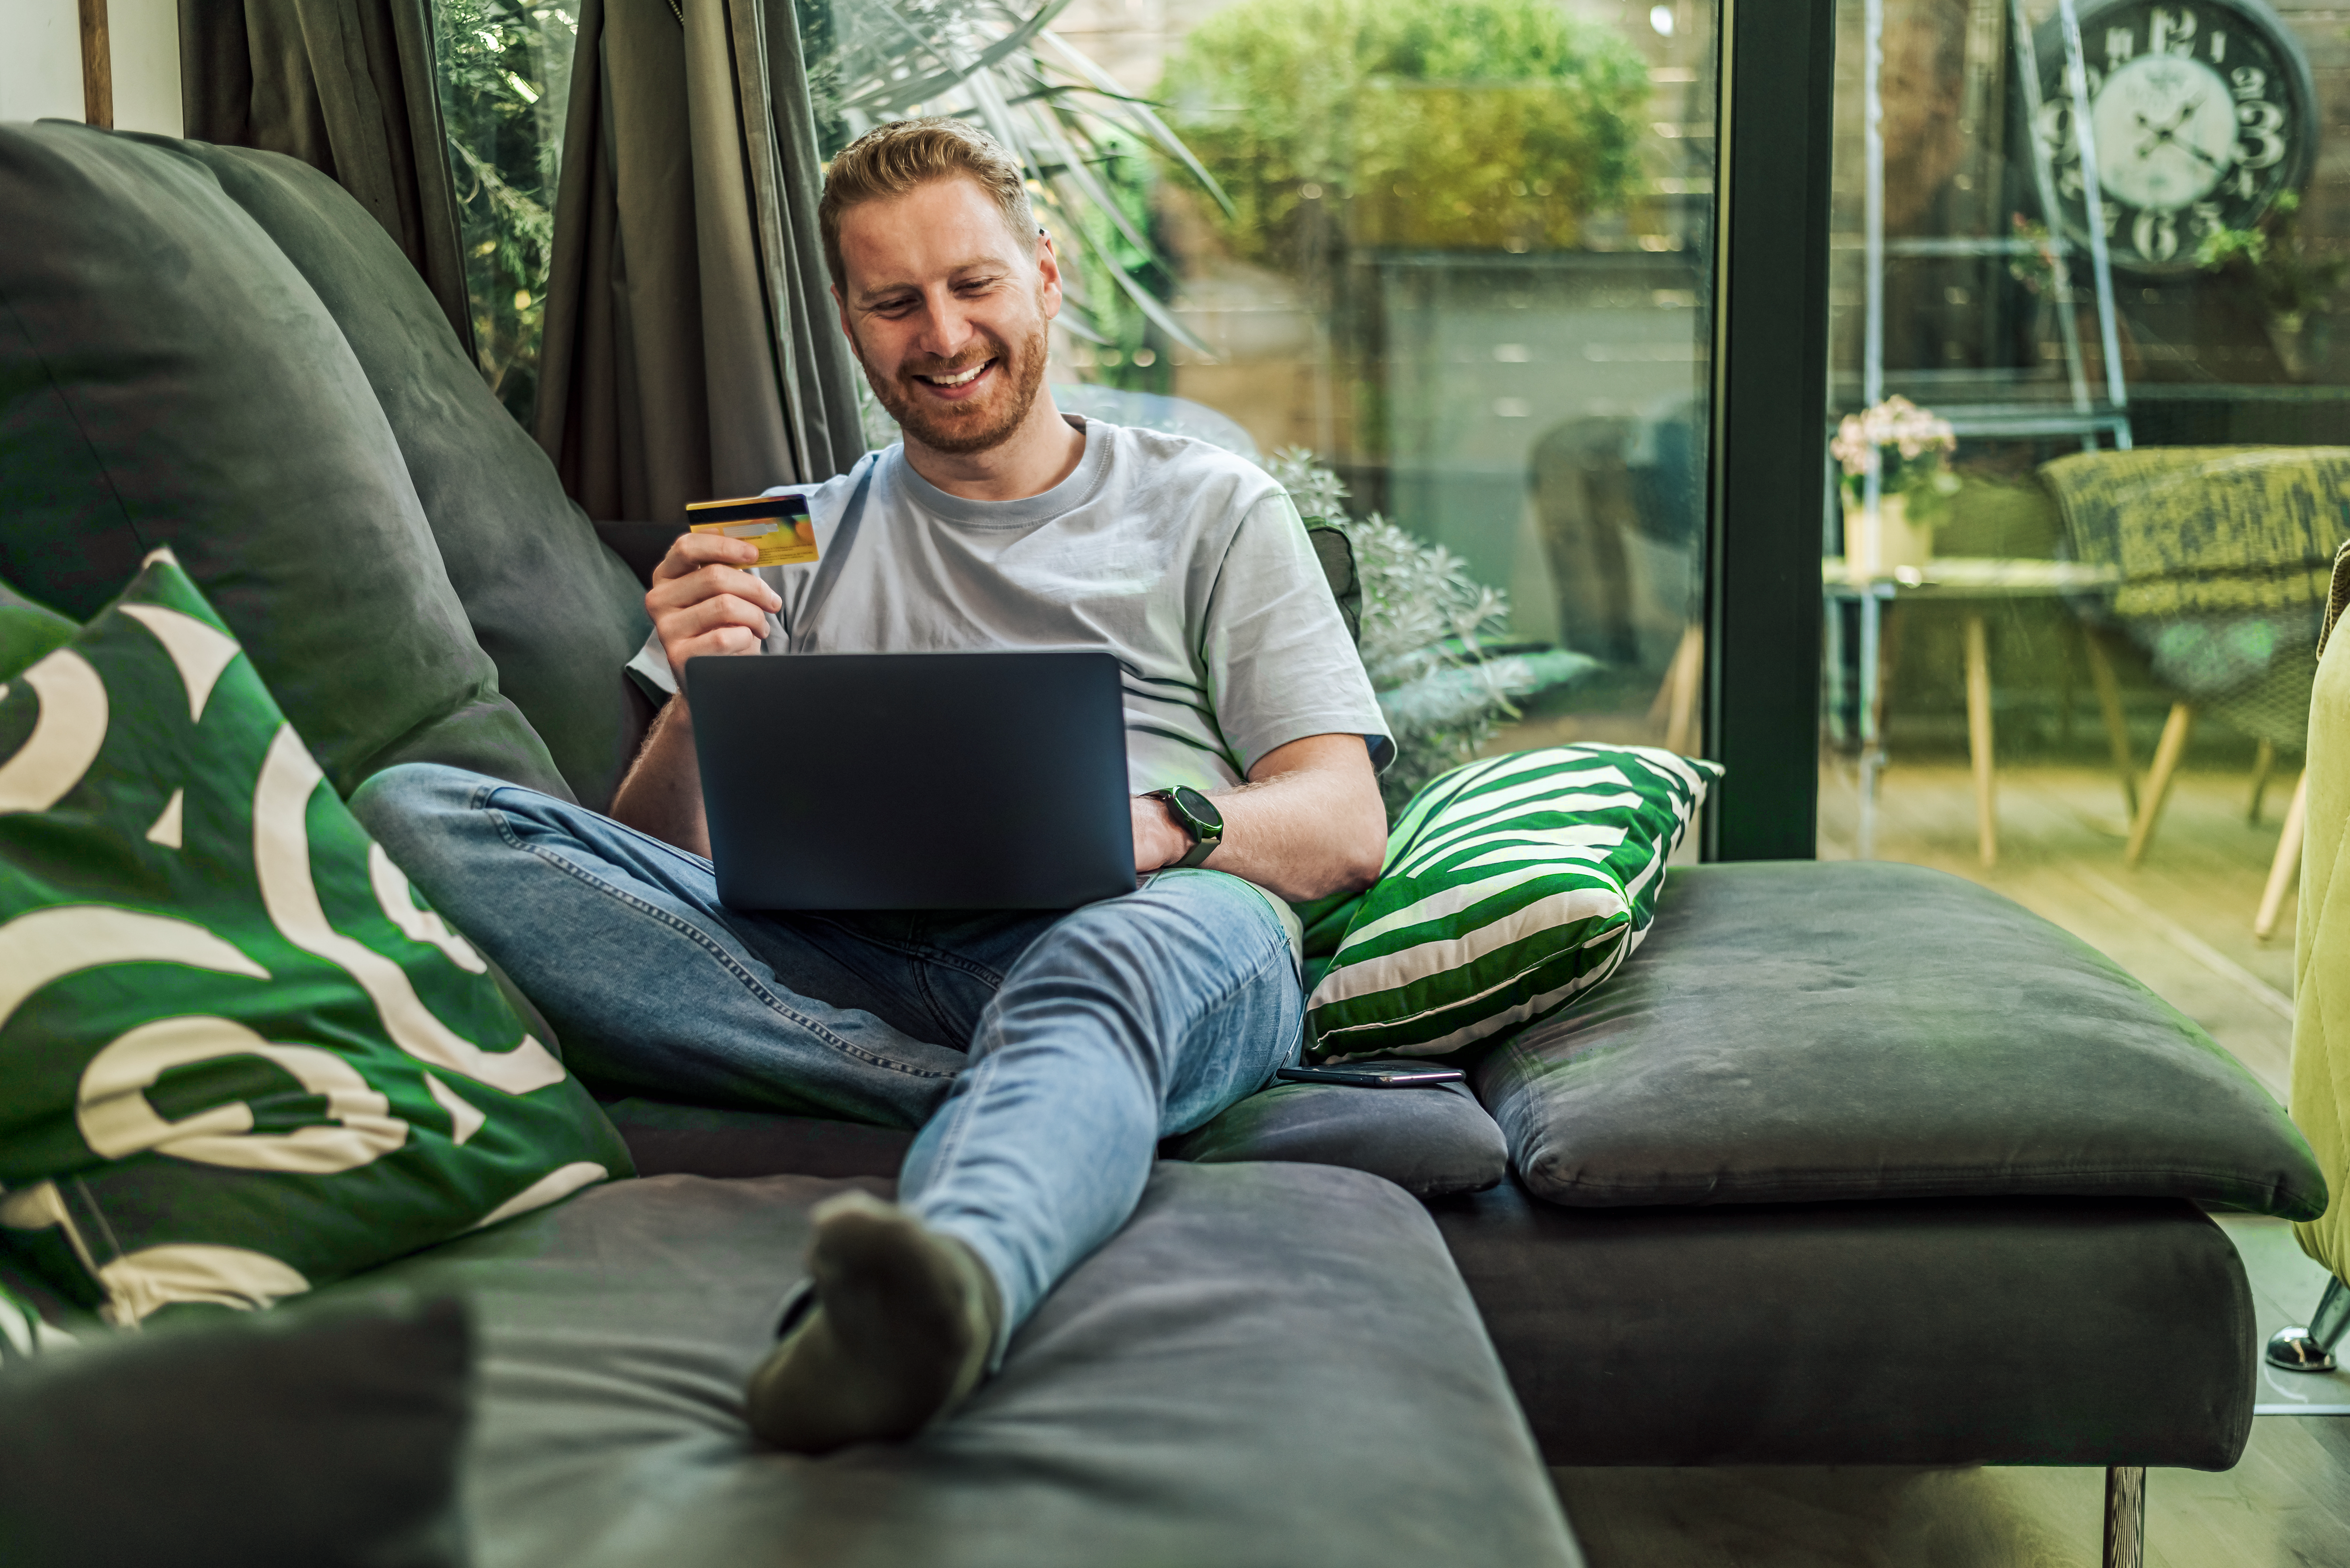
1277, 1063, 1466, 1089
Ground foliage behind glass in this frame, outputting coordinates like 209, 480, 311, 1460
434, 0, 577, 430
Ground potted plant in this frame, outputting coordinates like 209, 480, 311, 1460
2195, 192, 2348, 383
1829, 395, 1958, 583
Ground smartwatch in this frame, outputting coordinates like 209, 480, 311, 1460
1144, 786, 1224, 869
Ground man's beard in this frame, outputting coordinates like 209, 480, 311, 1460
861, 315, 1050, 456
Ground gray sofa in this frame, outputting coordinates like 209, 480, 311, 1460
0, 118, 2327, 1568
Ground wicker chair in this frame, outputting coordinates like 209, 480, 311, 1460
2041, 447, 2350, 932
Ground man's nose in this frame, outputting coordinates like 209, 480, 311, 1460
915, 291, 978, 360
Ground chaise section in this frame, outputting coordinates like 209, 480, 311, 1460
1434, 1183, 2253, 1469
1476, 860, 2326, 1215
333, 1162, 1584, 1568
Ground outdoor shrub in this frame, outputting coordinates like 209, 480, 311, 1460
1159, 0, 1647, 264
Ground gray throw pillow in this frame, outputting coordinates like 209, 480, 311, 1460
1169, 1073, 1507, 1196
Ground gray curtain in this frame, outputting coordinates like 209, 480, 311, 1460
178, 0, 473, 357
533, 0, 864, 523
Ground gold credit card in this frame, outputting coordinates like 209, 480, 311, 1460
686, 493, 818, 567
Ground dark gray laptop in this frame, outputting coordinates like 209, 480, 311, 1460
686, 650, 1136, 911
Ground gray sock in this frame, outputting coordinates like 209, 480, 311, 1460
744, 1191, 1002, 1454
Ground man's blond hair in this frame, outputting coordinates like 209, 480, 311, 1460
819, 118, 1038, 289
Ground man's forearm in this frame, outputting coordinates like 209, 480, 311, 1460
609, 695, 712, 856
1138, 735, 1388, 904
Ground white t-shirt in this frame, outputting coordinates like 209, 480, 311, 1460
629, 417, 1393, 796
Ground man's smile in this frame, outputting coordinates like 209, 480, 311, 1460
913, 358, 997, 398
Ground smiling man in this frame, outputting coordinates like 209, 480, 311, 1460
351, 118, 1391, 1454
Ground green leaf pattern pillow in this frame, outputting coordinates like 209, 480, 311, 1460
1307, 744, 1722, 1062
0, 552, 631, 1324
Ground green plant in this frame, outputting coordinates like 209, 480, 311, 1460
2197, 192, 2349, 337
802, 0, 1231, 360
433, 0, 575, 428
1269, 449, 1597, 810
1158, 0, 1647, 266
1064, 130, 1174, 393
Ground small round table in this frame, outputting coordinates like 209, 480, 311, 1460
1824, 556, 2124, 866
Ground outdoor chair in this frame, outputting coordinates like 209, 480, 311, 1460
2041, 446, 2350, 932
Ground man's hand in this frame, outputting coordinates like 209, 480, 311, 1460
609, 533, 785, 856
1133, 733, 1388, 905
648, 531, 784, 686
1131, 794, 1194, 874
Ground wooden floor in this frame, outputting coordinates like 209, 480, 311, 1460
1541, 758, 2349, 1567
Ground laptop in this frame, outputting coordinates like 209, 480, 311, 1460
686, 650, 1137, 910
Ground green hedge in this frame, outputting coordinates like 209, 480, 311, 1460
1159, 0, 1647, 264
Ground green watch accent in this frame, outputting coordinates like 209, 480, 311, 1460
1146, 786, 1224, 869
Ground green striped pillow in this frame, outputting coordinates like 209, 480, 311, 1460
1306, 745, 1722, 1062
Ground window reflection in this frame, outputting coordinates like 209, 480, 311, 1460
1823, 0, 2335, 1093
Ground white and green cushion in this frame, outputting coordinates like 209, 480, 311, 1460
0, 1279, 78, 1364
1306, 745, 1721, 1062
0, 552, 632, 1325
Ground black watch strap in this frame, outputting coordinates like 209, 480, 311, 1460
1146, 787, 1224, 869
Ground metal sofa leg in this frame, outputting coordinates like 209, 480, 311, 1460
2265, 1275, 2350, 1372
2103, 1466, 2145, 1568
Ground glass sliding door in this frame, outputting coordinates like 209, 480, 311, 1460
1821, 0, 2334, 1092
798, 0, 1723, 812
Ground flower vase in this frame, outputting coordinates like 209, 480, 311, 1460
1842, 491, 1932, 583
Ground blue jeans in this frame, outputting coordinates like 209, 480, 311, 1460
349, 764, 1304, 1341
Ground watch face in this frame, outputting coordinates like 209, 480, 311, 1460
1170, 786, 1222, 831
2028, 0, 2314, 273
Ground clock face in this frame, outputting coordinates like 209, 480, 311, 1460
2029, 0, 2315, 274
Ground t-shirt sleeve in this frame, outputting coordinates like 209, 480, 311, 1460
1201, 490, 1394, 775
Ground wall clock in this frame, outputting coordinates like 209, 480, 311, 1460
2026, 0, 2316, 274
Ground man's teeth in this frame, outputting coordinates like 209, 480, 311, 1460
925, 362, 988, 387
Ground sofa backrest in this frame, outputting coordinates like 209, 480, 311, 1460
0, 119, 569, 801
176, 142, 650, 810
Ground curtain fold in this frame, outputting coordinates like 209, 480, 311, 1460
178, 0, 473, 357
533, 0, 863, 524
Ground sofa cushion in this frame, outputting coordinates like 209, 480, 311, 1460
1432, 1180, 2254, 1469
0, 1290, 470, 1568
1477, 860, 2327, 1215
1167, 1074, 1507, 1196
335, 1163, 1584, 1568
0, 120, 566, 799
603, 1097, 915, 1179
0, 555, 633, 1324
1309, 745, 1718, 1062
601, 1086, 1510, 1198
179, 143, 652, 810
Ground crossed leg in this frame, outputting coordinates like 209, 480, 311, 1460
352, 764, 1304, 1446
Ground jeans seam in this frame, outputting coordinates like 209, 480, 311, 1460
481, 809, 956, 1082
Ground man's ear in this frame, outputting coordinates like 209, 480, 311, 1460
1034, 230, 1063, 321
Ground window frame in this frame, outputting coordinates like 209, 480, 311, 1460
1701, 0, 1838, 861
